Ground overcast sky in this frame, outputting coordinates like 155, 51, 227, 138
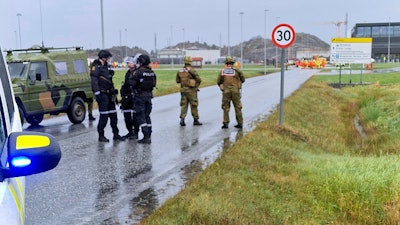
0, 0, 399, 53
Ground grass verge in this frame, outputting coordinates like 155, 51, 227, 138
138, 74, 400, 224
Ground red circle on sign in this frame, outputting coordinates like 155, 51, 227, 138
271, 23, 296, 48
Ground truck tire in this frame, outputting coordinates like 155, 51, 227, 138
26, 114, 44, 126
67, 97, 86, 124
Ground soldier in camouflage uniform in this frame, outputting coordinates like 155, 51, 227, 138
217, 56, 245, 129
176, 56, 202, 126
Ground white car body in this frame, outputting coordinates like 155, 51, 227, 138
0, 47, 61, 225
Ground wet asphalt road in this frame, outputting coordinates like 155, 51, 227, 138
24, 68, 317, 225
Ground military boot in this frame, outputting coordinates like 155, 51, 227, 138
180, 118, 186, 126
193, 119, 203, 126
221, 123, 228, 129
234, 124, 243, 129
88, 113, 96, 121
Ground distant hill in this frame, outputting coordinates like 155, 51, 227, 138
171, 33, 329, 62
87, 33, 329, 63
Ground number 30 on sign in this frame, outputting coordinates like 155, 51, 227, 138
271, 24, 296, 48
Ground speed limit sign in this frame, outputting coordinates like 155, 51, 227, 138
271, 24, 296, 48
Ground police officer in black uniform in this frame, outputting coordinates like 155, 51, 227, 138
120, 55, 139, 139
90, 50, 124, 142
129, 54, 157, 144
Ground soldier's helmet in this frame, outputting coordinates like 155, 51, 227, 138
184, 56, 192, 65
136, 54, 151, 66
98, 50, 112, 59
225, 56, 235, 64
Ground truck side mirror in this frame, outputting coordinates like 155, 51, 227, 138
36, 73, 42, 81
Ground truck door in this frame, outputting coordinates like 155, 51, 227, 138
25, 61, 52, 113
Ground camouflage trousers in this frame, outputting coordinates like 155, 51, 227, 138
221, 87, 243, 125
180, 91, 199, 120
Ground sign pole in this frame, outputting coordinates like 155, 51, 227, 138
271, 23, 296, 126
279, 48, 285, 125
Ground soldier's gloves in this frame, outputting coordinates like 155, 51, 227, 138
95, 91, 102, 103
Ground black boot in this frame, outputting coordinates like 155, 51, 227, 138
89, 113, 96, 121
234, 124, 243, 129
98, 136, 109, 142
180, 118, 186, 126
113, 134, 125, 141
221, 123, 228, 129
138, 134, 151, 144
123, 132, 134, 139
193, 119, 203, 126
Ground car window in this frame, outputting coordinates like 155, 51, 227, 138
0, 100, 6, 149
73, 59, 87, 74
54, 61, 68, 75
0, 98, 7, 169
29, 62, 48, 80
8, 62, 28, 79
0, 52, 14, 120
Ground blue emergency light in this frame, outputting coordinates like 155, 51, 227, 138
11, 156, 32, 168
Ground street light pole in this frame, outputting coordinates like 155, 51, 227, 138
388, 17, 391, 63
264, 9, 269, 74
240, 12, 244, 69
100, 0, 105, 49
125, 28, 128, 57
275, 16, 280, 68
227, 0, 231, 56
39, 0, 44, 47
182, 28, 185, 50
14, 30, 18, 49
16, 13, 22, 48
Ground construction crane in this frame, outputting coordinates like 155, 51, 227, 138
320, 13, 349, 38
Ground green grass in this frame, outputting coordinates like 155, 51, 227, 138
112, 65, 277, 98
138, 71, 400, 225
314, 72, 400, 85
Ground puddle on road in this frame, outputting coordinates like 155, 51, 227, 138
98, 114, 271, 225
113, 131, 247, 224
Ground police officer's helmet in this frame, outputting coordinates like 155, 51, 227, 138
225, 56, 235, 64
124, 56, 135, 64
136, 54, 151, 66
184, 56, 192, 65
133, 53, 142, 64
98, 50, 112, 59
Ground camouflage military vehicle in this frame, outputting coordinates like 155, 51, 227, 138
5, 46, 94, 126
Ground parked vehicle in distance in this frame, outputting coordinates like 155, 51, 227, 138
5, 46, 94, 125
0, 46, 62, 225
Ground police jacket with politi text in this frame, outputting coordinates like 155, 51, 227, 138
129, 65, 157, 97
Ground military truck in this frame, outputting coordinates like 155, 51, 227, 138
5, 46, 94, 126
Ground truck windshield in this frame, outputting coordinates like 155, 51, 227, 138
8, 62, 28, 79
